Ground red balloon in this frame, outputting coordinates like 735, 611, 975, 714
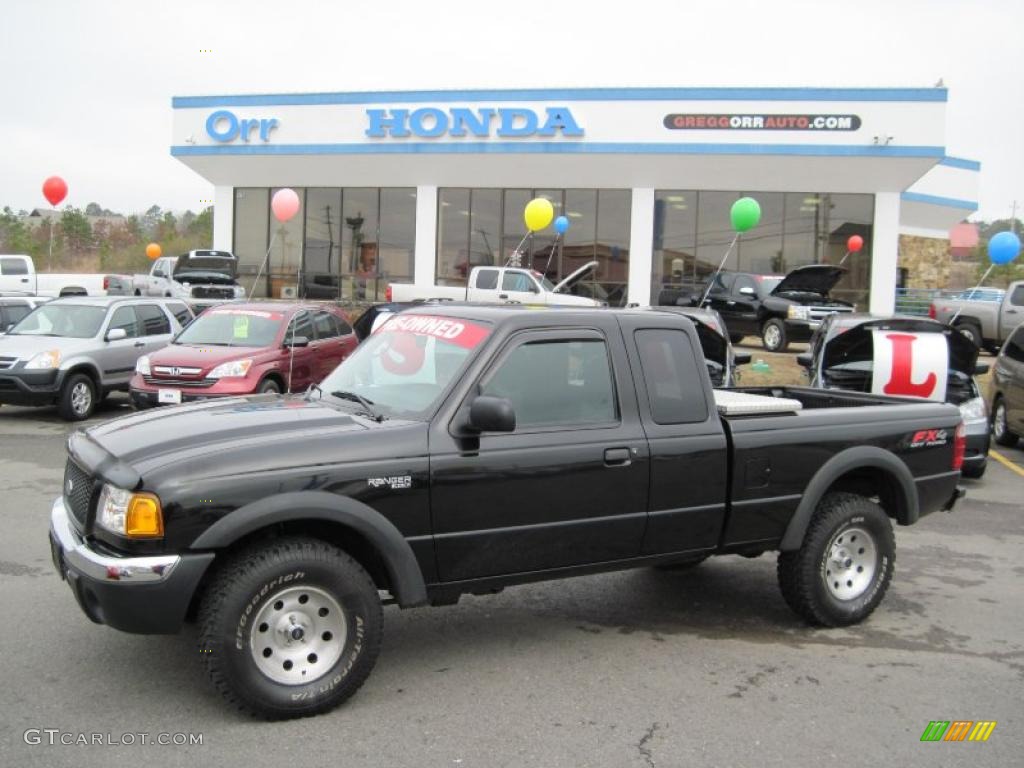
847, 235, 864, 253
42, 176, 68, 207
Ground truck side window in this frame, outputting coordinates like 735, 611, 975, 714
137, 304, 171, 335
1010, 285, 1024, 306
1005, 327, 1024, 363
0, 257, 28, 275
481, 339, 617, 427
286, 312, 314, 344
108, 306, 140, 338
734, 276, 756, 296
475, 269, 499, 290
166, 302, 192, 326
501, 272, 536, 293
635, 329, 709, 424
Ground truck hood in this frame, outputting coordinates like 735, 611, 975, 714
173, 251, 238, 280
772, 265, 846, 297
553, 260, 599, 293
822, 317, 979, 376
80, 395, 405, 476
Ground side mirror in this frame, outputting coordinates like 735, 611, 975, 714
974, 362, 990, 375
286, 335, 310, 348
469, 396, 516, 433
106, 328, 127, 342
739, 286, 756, 297
733, 352, 752, 366
796, 352, 812, 369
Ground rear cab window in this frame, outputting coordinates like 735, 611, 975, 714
635, 329, 709, 424
0, 257, 29, 275
475, 269, 499, 290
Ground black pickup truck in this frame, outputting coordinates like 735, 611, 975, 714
49, 305, 965, 719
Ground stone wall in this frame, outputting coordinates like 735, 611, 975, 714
898, 234, 953, 289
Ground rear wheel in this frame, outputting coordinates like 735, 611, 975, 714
992, 397, 1019, 447
762, 319, 788, 352
198, 537, 383, 720
955, 321, 983, 348
777, 492, 894, 627
57, 373, 96, 421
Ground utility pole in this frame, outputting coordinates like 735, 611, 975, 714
1011, 200, 1018, 234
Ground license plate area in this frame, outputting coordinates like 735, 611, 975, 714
158, 388, 182, 404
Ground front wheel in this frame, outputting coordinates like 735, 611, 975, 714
955, 322, 983, 348
777, 492, 895, 627
198, 537, 383, 719
257, 378, 282, 395
761, 319, 789, 352
57, 373, 96, 421
992, 397, 1019, 447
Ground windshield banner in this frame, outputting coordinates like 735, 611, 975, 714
870, 330, 948, 402
377, 314, 489, 350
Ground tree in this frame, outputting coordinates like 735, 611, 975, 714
59, 207, 93, 256
187, 206, 213, 242
85, 202, 103, 216
0, 207, 35, 255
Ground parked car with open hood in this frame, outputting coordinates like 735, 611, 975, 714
0, 296, 192, 419
130, 302, 356, 408
107, 250, 246, 301
687, 265, 855, 352
798, 314, 990, 477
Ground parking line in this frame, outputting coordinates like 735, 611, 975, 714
990, 449, 1024, 478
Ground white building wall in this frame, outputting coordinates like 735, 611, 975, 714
869, 192, 901, 315
413, 186, 438, 288
627, 189, 654, 306
213, 186, 234, 251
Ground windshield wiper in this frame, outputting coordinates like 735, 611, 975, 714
329, 389, 385, 422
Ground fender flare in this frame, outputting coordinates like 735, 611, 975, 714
779, 446, 919, 551
190, 491, 428, 607
57, 361, 104, 391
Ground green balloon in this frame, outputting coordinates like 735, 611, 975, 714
731, 197, 761, 233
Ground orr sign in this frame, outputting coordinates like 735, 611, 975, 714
664, 113, 861, 131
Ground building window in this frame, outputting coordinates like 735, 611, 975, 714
233, 188, 270, 296
654, 191, 874, 310
437, 188, 632, 305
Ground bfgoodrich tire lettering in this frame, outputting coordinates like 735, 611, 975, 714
777, 492, 895, 627
198, 537, 383, 719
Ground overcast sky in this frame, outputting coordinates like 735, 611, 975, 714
2, 0, 1021, 221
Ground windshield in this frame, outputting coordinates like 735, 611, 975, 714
9, 304, 106, 338
316, 313, 491, 419
759, 277, 782, 294
534, 273, 555, 291
174, 308, 285, 347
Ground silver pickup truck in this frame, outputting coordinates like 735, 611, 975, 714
930, 280, 1024, 352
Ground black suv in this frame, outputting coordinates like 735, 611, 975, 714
685, 265, 854, 352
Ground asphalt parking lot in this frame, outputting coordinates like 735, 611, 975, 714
1, 394, 1022, 768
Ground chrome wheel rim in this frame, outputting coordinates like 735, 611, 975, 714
764, 325, 781, 349
994, 403, 1006, 440
71, 382, 92, 415
250, 585, 347, 685
822, 526, 878, 601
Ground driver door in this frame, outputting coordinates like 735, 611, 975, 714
727, 275, 761, 336
497, 269, 540, 303
96, 306, 144, 386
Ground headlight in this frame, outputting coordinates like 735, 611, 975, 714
208, 358, 253, 378
787, 305, 811, 321
958, 396, 987, 423
135, 355, 151, 375
97, 483, 164, 538
25, 350, 61, 369
235, 286, 246, 298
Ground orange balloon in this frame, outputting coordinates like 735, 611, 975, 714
146, 243, 162, 260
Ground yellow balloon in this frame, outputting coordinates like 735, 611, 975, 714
523, 198, 554, 232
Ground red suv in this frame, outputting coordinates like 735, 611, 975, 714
130, 302, 356, 408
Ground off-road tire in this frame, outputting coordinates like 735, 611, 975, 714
762, 319, 789, 352
198, 537, 383, 720
777, 492, 895, 627
57, 373, 96, 421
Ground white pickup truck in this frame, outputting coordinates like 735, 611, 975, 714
107, 250, 246, 301
387, 262, 604, 306
0, 254, 106, 297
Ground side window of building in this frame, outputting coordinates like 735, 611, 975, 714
501, 271, 535, 293
137, 304, 172, 336
475, 269, 499, 290
635, 329, 709, 425
108, 306, 140, 338
286, 312, 314, 344
314, 311, 340, 340
0, 257, 29, 275
166, 302, 193, 326
481, 338, 617, 427
1005, 327, 1024, 364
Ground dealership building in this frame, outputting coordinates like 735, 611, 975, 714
171, 87, 979, 313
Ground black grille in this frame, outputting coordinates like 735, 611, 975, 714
143, 375, 216, 388
191, 286, 234, 299
63, 460, 94, 526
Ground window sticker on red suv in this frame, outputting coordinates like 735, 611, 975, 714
210, 309, 284, 320
376, 314, 490, 350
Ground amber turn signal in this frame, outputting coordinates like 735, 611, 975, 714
125, 493, 164, 537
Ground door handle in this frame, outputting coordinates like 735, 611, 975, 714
604, 447, 632, 466
20, 278, 29, 283
727, 300, 736, 305
1007, 309, 1018, 314
498, 293, 509, 299
133, 341, 145, 347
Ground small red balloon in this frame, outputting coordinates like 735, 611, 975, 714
42, 176, 68, 207
847, 235, 864, 253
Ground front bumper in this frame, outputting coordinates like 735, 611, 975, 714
130, 387, 239, 408
48, 496, 214, 634
0, 369, 61, 406
782, 319, 819, 342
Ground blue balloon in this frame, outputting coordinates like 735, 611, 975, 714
554, 215, 570, 235
988, 231, 1021, 265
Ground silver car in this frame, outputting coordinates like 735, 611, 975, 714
0, 296, 193, 420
